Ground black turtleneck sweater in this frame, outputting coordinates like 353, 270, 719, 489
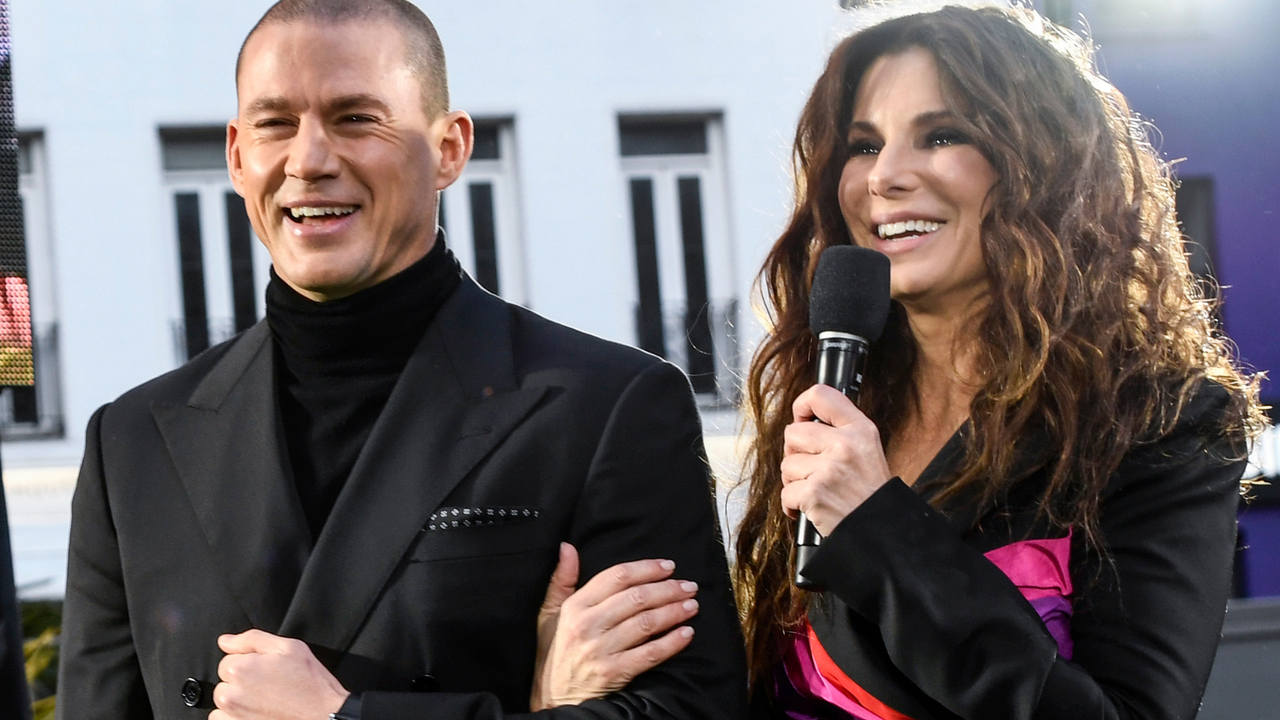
266, 237, 463, 540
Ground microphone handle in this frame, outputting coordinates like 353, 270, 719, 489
795, 334, 868, 590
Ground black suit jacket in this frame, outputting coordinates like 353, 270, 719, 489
785, 385, 1243, 720
58, 277, 747, 720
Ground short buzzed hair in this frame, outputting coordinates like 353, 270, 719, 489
236, 0, 450, 118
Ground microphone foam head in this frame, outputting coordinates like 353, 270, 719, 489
809, 245, 892, 342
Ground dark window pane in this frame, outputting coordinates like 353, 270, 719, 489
469, 183, 500, 294
10, 385, 35, 424
161, 127, 227, 172
16, 137, 29, 176
677, 177, 715, 393
1176, 176, 1216, 280
629, 178, 665, 356
175, 193, 209, 358
619, 120, 707, 157
1234, 528, 1249, 598
225, 192, 257, 332
473, 124, 501, 161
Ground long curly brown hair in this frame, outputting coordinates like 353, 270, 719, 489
732, 5, 1264, 690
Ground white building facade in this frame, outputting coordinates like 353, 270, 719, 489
8, 0, 858, 468
6, 0, 866, 597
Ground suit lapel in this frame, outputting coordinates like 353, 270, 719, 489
280, 279, 546, 651
912, 427, 984, 533
152, 322, 311, 632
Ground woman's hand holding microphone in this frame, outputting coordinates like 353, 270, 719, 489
781, 384, 894, 538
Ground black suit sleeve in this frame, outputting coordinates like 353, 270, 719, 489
57, 404, 155, 720
363, 361, 748, 719
802, 388, 1242, 720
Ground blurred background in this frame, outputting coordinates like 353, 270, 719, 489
3, 0, 1278, 714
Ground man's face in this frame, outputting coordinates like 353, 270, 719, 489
228, 20, 471, 302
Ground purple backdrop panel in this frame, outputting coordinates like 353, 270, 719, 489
1239, 505, 1280, 597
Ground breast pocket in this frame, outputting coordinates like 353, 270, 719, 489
409, 506, 549, 562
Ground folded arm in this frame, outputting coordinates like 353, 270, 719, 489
801, 388, 1242, 720
216, 362, 747, 720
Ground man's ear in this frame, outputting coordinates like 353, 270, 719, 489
434, 110, 474, 191
226, 119, 246, 197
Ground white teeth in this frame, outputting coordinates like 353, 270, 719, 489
877, 220, 941, 239
289, 205, 357, 219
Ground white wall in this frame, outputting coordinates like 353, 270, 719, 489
8, 0, 264, 465
432, 1, 846, 340
5, 0, 852, 468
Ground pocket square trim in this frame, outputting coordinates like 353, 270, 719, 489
427, 506, 540, 531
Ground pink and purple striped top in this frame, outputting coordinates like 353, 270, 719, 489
774, 533, 1074, 720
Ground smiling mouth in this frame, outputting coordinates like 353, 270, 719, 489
877, 220, 942, 240
285, 205, 358, 224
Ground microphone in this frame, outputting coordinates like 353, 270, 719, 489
795, 245, 891, 589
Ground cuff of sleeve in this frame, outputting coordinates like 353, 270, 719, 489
330, 693, 362, 720
802, 477, 1056, 631
800, 478, 952, 612
361, 691, 505, 718
801, 477, 1060, 717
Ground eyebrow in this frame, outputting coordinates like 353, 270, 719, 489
328, 94, 392, 116
243, 93, 392, 118
849, 109, 958, 135
244, 96, 292, 117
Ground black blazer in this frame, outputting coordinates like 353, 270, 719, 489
787, 385, 1243, 720
58, 277, 747, 720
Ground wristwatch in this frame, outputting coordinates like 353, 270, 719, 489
329, 693, 362, 720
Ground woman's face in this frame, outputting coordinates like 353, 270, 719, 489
837, 47, 998, 316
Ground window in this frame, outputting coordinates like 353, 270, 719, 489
1175, 176, 1219, 313
439, 120, 527, 304
16, 136, 30, 176
9, 133, 62, 437
1089, 0, 1203, 39
161, 127, 269, 363
1040, 0, 1074, 26
620, 115, 738, 403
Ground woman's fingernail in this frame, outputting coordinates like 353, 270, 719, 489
680, 581, 698, 593
680, 626, 694, 638
683, 599, 699, 612
659, 559, 675, 571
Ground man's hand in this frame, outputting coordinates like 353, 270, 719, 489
210, 629, 349, 720
530, 543, 699, 710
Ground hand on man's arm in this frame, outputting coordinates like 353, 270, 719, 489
532, 542, 699, 711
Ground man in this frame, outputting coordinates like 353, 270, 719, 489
57, 1, 746, 718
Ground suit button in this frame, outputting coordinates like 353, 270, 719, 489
181, 677, 204, 707
411, 674, 441, 693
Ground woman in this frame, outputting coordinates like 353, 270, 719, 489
537, 5, 1262, 719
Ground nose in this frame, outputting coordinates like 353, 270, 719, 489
866, 139, 918, 198
284, 117, 341, 182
